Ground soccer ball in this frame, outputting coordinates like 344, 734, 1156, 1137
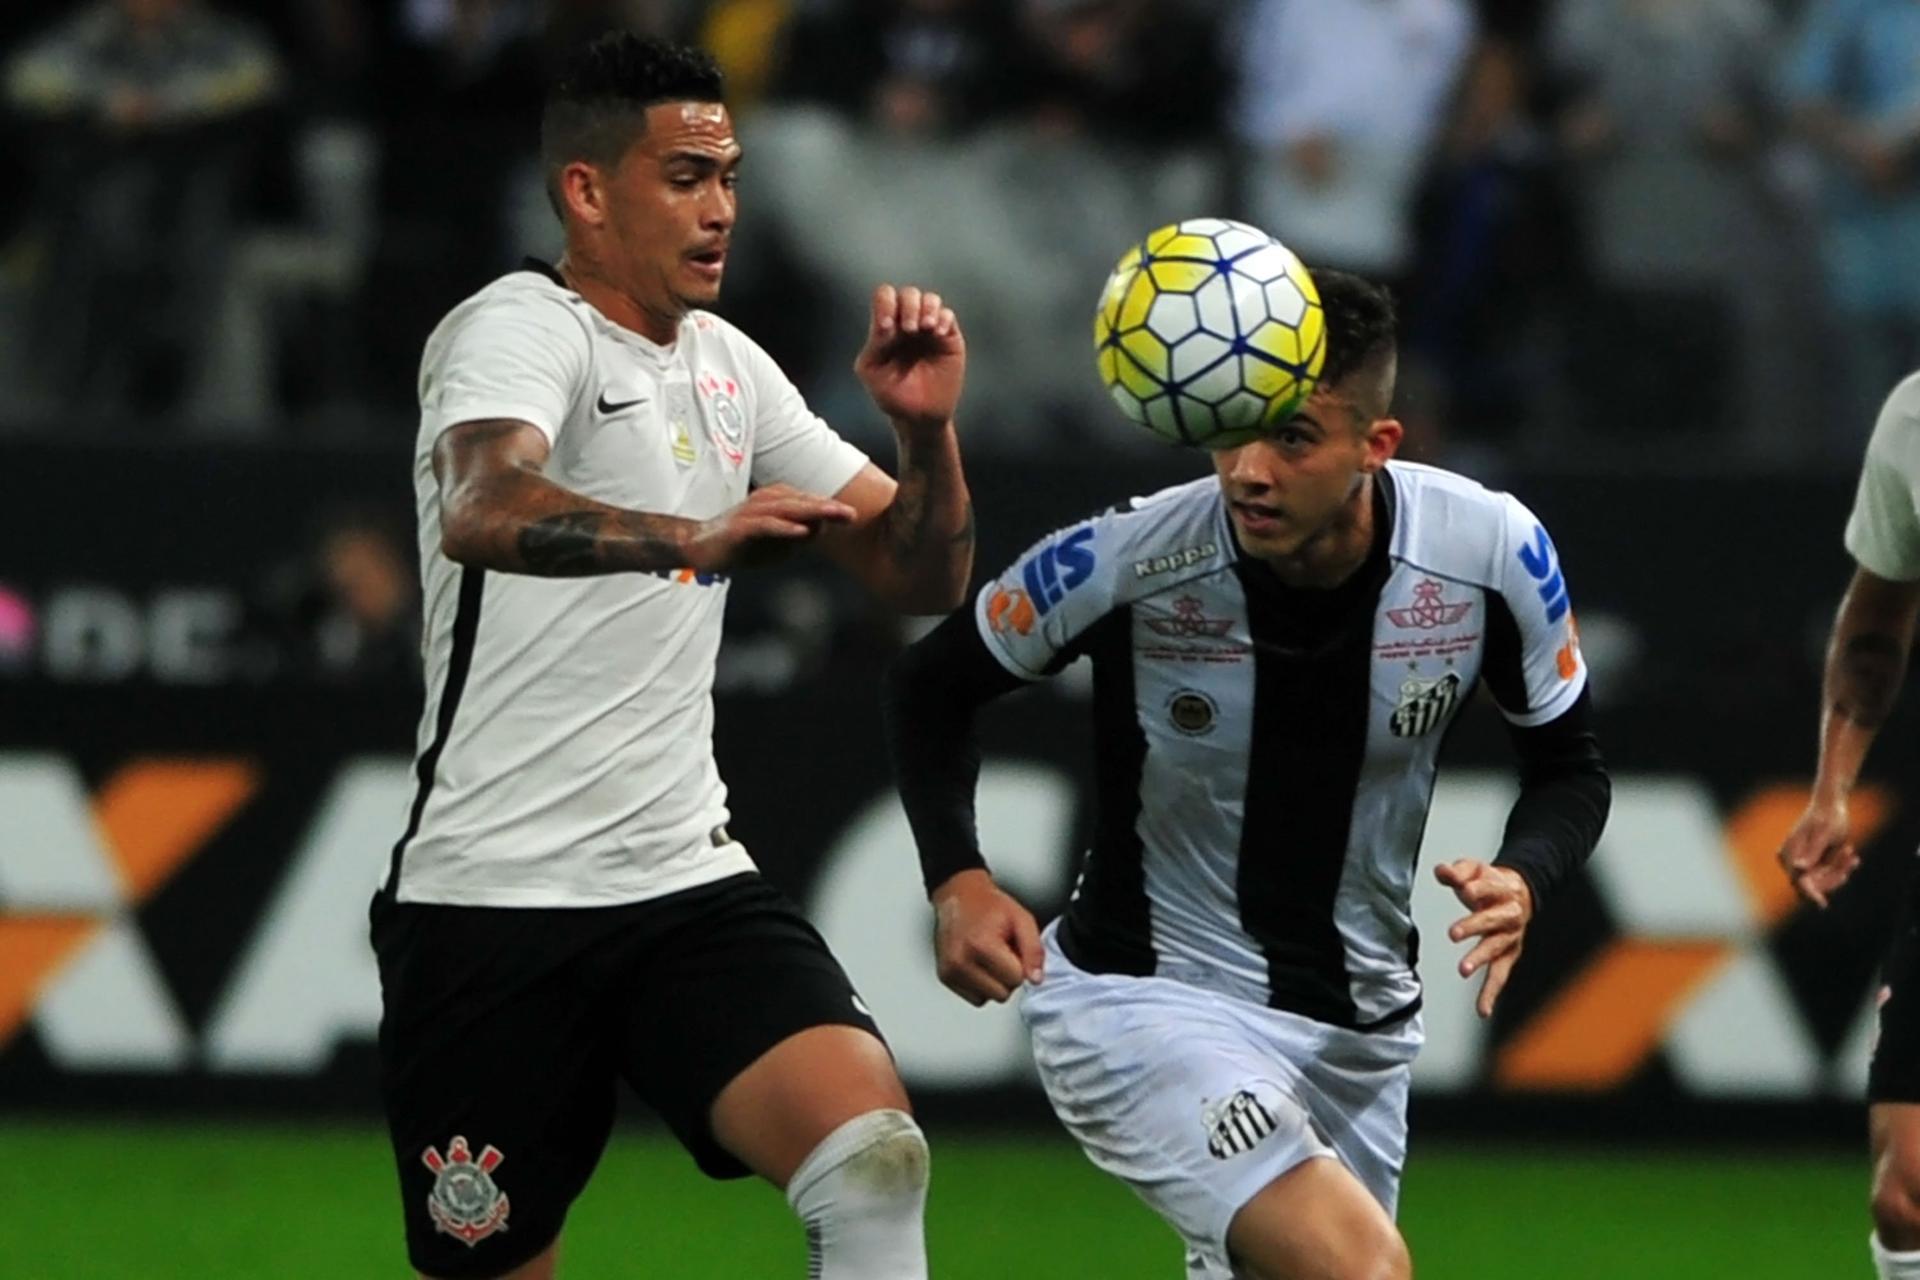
1093, 218, 1326, 448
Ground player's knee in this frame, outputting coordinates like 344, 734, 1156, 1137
787, 1110, 929, 1279
837, 1109, 931, 1208
1874, 1165, 1920, 1251
1333, 1224, 1410, 1280
1240, 1218, 1408, 1280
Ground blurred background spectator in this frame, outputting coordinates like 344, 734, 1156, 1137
241, 505, 421, 682
1787, 0, 1920, 439
1232, 0, 1472, 283
3, 0, 1919, 470
4, 0, 280, 423
1544, 0, 1818, 458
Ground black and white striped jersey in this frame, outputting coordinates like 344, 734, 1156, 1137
970, 462, 1587, 1029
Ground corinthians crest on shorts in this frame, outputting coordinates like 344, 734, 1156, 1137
422, 1136, 510, 1246
1204, 1088, 1283, 1160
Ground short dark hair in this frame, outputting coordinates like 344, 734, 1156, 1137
541, 33, 726, 217
1310, 268, 1398, 415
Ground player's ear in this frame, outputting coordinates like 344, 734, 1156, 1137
1361, 417, 1403, 472
559, 160, 609, 228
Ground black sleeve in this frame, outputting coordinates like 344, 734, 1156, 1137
1491, 686, 1610, 908
882, 606, 1031, 896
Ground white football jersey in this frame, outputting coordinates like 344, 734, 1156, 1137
387, 264, 869, 907
1847, 373, 1920, 582
972, 462, 1587, 1027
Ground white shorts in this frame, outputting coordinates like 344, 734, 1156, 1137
1020, 923, 1421, 1279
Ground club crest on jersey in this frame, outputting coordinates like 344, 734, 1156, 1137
1204, 1088, 1284, 1160
1387, 579, 1472, 630
697, 372, 746, 467
422, 1136, 510, 1247
1390, 672, 1462, 738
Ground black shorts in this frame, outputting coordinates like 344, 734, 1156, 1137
1871, 917, 1920, 1104
369, 871, 884, 1278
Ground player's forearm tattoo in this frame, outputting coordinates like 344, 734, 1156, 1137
1833, 632, 1906, 729
515, 511, 684, 577
886, 467, 933, 565
518, 512, 608, 576
885, 481, 973, 570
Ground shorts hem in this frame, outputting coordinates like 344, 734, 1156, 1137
411, 1222, 561, 1280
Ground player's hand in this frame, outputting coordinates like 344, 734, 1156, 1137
1777, 796, 1860, 909
854, 284, 965, 436
684, 484, 855, 573
930, 868, 1044, 1007
1436, 859, 1534, 1019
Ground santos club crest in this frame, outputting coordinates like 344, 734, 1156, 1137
422, 1136, 510, 1247
1390, 672, 1462, 738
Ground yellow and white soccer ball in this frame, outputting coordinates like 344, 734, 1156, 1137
1094, 218, 1325, 448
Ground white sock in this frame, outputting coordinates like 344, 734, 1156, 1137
785, 1109, 929, 1279
1875, 1230, 1920, 1278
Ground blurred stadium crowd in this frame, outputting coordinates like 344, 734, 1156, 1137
2, 0, 1918, 468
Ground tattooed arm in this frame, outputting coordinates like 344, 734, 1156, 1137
434, 419, 853, 577
816, 436, 974, 616
1778, 567, 1920, 906
807, 283, 974, 615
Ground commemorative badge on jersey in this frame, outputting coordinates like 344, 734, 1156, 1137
698, 372, 747, 468
664, 382, 698, 469
421, 1136, 510, 1247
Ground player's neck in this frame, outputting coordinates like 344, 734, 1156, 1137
556, 250, 682, 346
1258, 475, 1376, 590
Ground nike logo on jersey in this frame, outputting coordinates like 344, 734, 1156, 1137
597, 392, 648, 414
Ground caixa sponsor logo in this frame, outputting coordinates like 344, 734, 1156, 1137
1516, 525, 1571, 624
646, 567, 729, 587
1018, 526, 1097, 616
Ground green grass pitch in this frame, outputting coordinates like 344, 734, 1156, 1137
0, 1121, 1865, 1277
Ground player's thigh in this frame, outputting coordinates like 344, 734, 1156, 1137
1020, 939, 1338, 1274
1224, 1157, 1409, 1280
612, 873, 898, 1187
373, 897, 620, 1279
710, 1023, 910, 1186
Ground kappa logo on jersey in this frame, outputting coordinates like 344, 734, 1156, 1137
986, 584, 1037, 636
697, 372, 747, 467
1390, 671, 1462, 738
423, 1136, 511, 1247
1516, 525, 1571, 624
1204, 1088, 1283, 1160
1133, 542, 1219, 580
1018, 526, 1098, 616
1386, 579, 1472, 630
1145, 595, 1234, 639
